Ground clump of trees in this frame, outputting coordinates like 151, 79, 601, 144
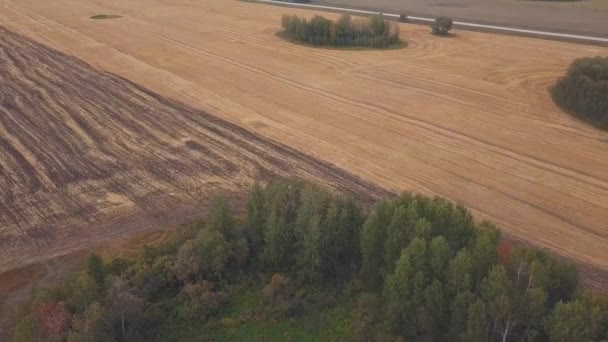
550, 56, 608, 129
11, 178, 608, 341
432, 16, 453, 36
281, 14, 400, 48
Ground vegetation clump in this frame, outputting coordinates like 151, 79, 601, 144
12, 179, 608, 341
550, 56, 608, 129
281, 14, 401, 48
90, 14, 123, 20
432, 16, 454, 36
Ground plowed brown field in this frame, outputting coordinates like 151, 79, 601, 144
0, 0, 607, 273
0, 26, 386, 272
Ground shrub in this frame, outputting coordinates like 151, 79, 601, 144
179, 281, 227, 319
280, 14, 400, 48
110, 257, 130, 275
263, 273, 303, 316
263, 273, 294, 301
86, 253, 105, 292
35, 301, 71, 339
550, 56, 608, 129
399, 14, 408, 23
432, 16, 453, 36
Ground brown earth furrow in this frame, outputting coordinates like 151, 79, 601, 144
0, 26, 388, 272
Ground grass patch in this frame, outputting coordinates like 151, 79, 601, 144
195, 285, 354, 341
90, 14, 123, 20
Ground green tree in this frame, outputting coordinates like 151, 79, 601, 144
208, 195, 234, 240
419, 280, 447, 339
384, 205, 411, 274
67, 302, 112, 342
431, 16, 453, 36
319, 199, 343, 279
447, 248, 474, 294
322, 197, 363, 280
361, 200, 393, 287
446, 249, 475, 339
383, 249, 415, 337
472, 221, 500, 287
247, 183, 267, 253
172, 240, 200, 283
383, 237, 428, 337
67, 273, 99, 313
508, 249, 550, 340
545, 258, 578, 306
481, 265, 512, 342
110, 257, 130, 276
549, 294, 608, 342
106, 277, 143, 341
413, 217, 432, 240
448, 291, 475, 339
281, 14, 399, 48
193, 229, 231, 279
429, 236, 450, 281
294, 184, 329, 241
465, 298, 488, 342
298, 213, 324, 282
550, 56, 608, 129
335, 197, 363, 271
87, 253, 105, 293
262, 211, 290, 271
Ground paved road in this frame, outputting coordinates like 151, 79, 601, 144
258, 0, 608, 44
316, 0, 608, 38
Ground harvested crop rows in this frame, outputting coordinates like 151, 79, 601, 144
0, 27, 386, 272
0, 0, 607, 273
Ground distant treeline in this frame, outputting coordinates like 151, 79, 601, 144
551, 56, 608, 129
281, 14, 400, 48
12, 179, 608, 341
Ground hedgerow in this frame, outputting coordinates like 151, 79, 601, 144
281, 14, 400, 48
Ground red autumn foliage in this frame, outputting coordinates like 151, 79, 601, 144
498, 239, 513, 266
35, 301, 71, 337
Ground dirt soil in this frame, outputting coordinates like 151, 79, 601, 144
317, 0, 608, 37
0, 0, 607, 282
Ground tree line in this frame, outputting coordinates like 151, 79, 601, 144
281, 14, 400, 48
12, 178, 608, 341
551, 56, 608, 129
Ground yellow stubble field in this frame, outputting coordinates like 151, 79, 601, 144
0, 0, 607, 271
